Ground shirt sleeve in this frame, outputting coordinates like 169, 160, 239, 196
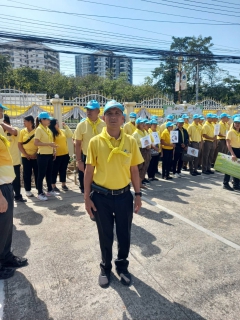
34, 127, 42, 140
18, 130, 24, 143
202, 125, 209, 135
130, 138, 144, 166
75, 123, 84, 141
226, 131, 232, 140
86, 138, 97, 166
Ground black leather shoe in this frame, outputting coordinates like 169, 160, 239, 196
190, 172, 197, 176
207, 170, 214, 174
98, 270, 110, 288
223, 184, 234, 191
2, 255, 28, 268
15, 197, 27, 202
194, 171, 201, 175
202, 171, 210, 175
0, 266, 15, 279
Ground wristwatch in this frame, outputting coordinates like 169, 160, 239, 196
135, 192, 142, 197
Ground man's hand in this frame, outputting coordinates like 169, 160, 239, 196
78, 161, 85, 172
181, 143, 185, 148
49, 142, 58, 148
134, 196, 142, 213
232, 155, 237, 162
0, 193, 8, 213
85, 197, 97, 218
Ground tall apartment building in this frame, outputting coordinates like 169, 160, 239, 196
0, 41, 60, 72
75, 51, 133, 84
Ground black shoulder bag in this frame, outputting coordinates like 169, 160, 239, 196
22, 134, 35, 145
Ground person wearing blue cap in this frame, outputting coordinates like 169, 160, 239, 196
161, 122, 175, 180
84, 100, 143, 288
34, 112, 59, 200
198, 116, 205, 169
172, 118, 189, 178
132, 118, 151, 188
160, 114, 174, 134
182, 114, 190, 131
74, 100, 106, 194
0, 114, 26, 202
201, 113, 215, 174
123, 112, 137, 135
223, 116, 240, 191
188, 114, 202, 176
216, 113, 230, 155
147, 120, 160, 181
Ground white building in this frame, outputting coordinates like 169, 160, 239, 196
0, 41, 60, 72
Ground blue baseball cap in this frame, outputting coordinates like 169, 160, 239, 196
206, 113, 213, 118
212, 114, 218, 119
232, 114, 240, 120
80, 118, 86, 123
0, 103, 9, 110
193, 114, 200, 119
136, 117, 145, 125
146, 121, 152, 125
129, 112, 137, 118
177, 118, 184, 123
103, 100, 124, 114
38, 112, 51, 119
234, 117, 240, 122
85, 100, 100, 110
151, 120, 158, 125
200, 116, 205, 120
220, 113, 229, 119
166, 114, 174, 121
182, 114, 189, 119
166, 121, 174, 128
151, 115, 158, 120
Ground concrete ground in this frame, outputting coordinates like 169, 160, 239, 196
1, 170, 240, 320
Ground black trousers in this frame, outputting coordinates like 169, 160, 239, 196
22, 157, 38, 191
0, 184, 14, 264
52, 154, 70, 184
223, 147, 240, 187
172, 150, 183, 174
91, 190, 133, 273
202, 141, 214, 172
147, 155, 159, 178
78, 154, 86, 191
162, 149, 173, 178
12, 164, 22, 199
37, 154, 53, 194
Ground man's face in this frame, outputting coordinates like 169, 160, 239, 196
234, 122, 240, 130
194, 119, 199, 124
222, 116, 228, 123
86, 108, 100, 121
151, 124, 157, 131
103, 108, 124, 128
207, 117, 212, 123
184, 118, 189, 123
178, 122, 184, 129
212, 118, 218, 123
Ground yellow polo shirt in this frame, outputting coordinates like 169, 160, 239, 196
132, 129, 148, 148
0, 137, 15, 184
160, 122, 167, 134
183, 122, 190, 130
2, 127, 21, 166
35, 126, 53, 155
161, 128, 173, 150
54, 125, 73, 156
217, 121, 229, 140
202, 121, 215, 141
19, 128, 38, 157
86, 130, 143, 189
123, 122, 136, 135
187, 123, 202, 142
227, 129, 240, 148
74, 118, 106, 155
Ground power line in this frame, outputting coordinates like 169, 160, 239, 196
0, 4, 239, 24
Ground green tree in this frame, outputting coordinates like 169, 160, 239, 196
0, 54, 11, 88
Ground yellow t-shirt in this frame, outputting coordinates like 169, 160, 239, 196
132, 129, 148, 148
183, 122, 190, 130
0, 138, 15, 184
187, 123, 202, 142
123, 122, 136, 135
160, 122, 167, 134
74, 118, 106, 155
2, 127, 21, 166
54, 125, 73, 156
35, 126, 53, 155
202, 121, 215, 141
86, 130, 144, 189
19, 128, 38, 157
161, 128, 173, 150
226, 129, 240, 148
217, 121, 229, 140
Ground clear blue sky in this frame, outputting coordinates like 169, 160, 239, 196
0, 0, 239, 84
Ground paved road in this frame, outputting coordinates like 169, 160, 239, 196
1, 171, 240, 320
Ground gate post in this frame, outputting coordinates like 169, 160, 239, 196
124, 102, 136, 120
50, 94, 64, 129
225, 105, 237, 116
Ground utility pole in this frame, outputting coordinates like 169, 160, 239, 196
178, 56, 183, 104
196, 59, 199, 104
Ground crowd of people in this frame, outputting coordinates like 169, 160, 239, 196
0, 100, 239, 284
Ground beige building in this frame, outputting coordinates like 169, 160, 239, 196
0, 41, 60, 72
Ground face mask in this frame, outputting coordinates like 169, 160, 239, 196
130, 117, 135, 123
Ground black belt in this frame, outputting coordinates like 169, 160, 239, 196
191, 141, 201, 143
91, 183, 130, 196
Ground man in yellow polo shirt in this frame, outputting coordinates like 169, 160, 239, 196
182, 114, 190, 130
84, 100, 143, 288
188, 114, 202, 176
202, 113, 215, 174
0, 109, 28, 279
223, 116, 240, 191
0, 114, 26, 202
217, 113, 230, 155
74, 100, 106, 193
123, 112, 137, 135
